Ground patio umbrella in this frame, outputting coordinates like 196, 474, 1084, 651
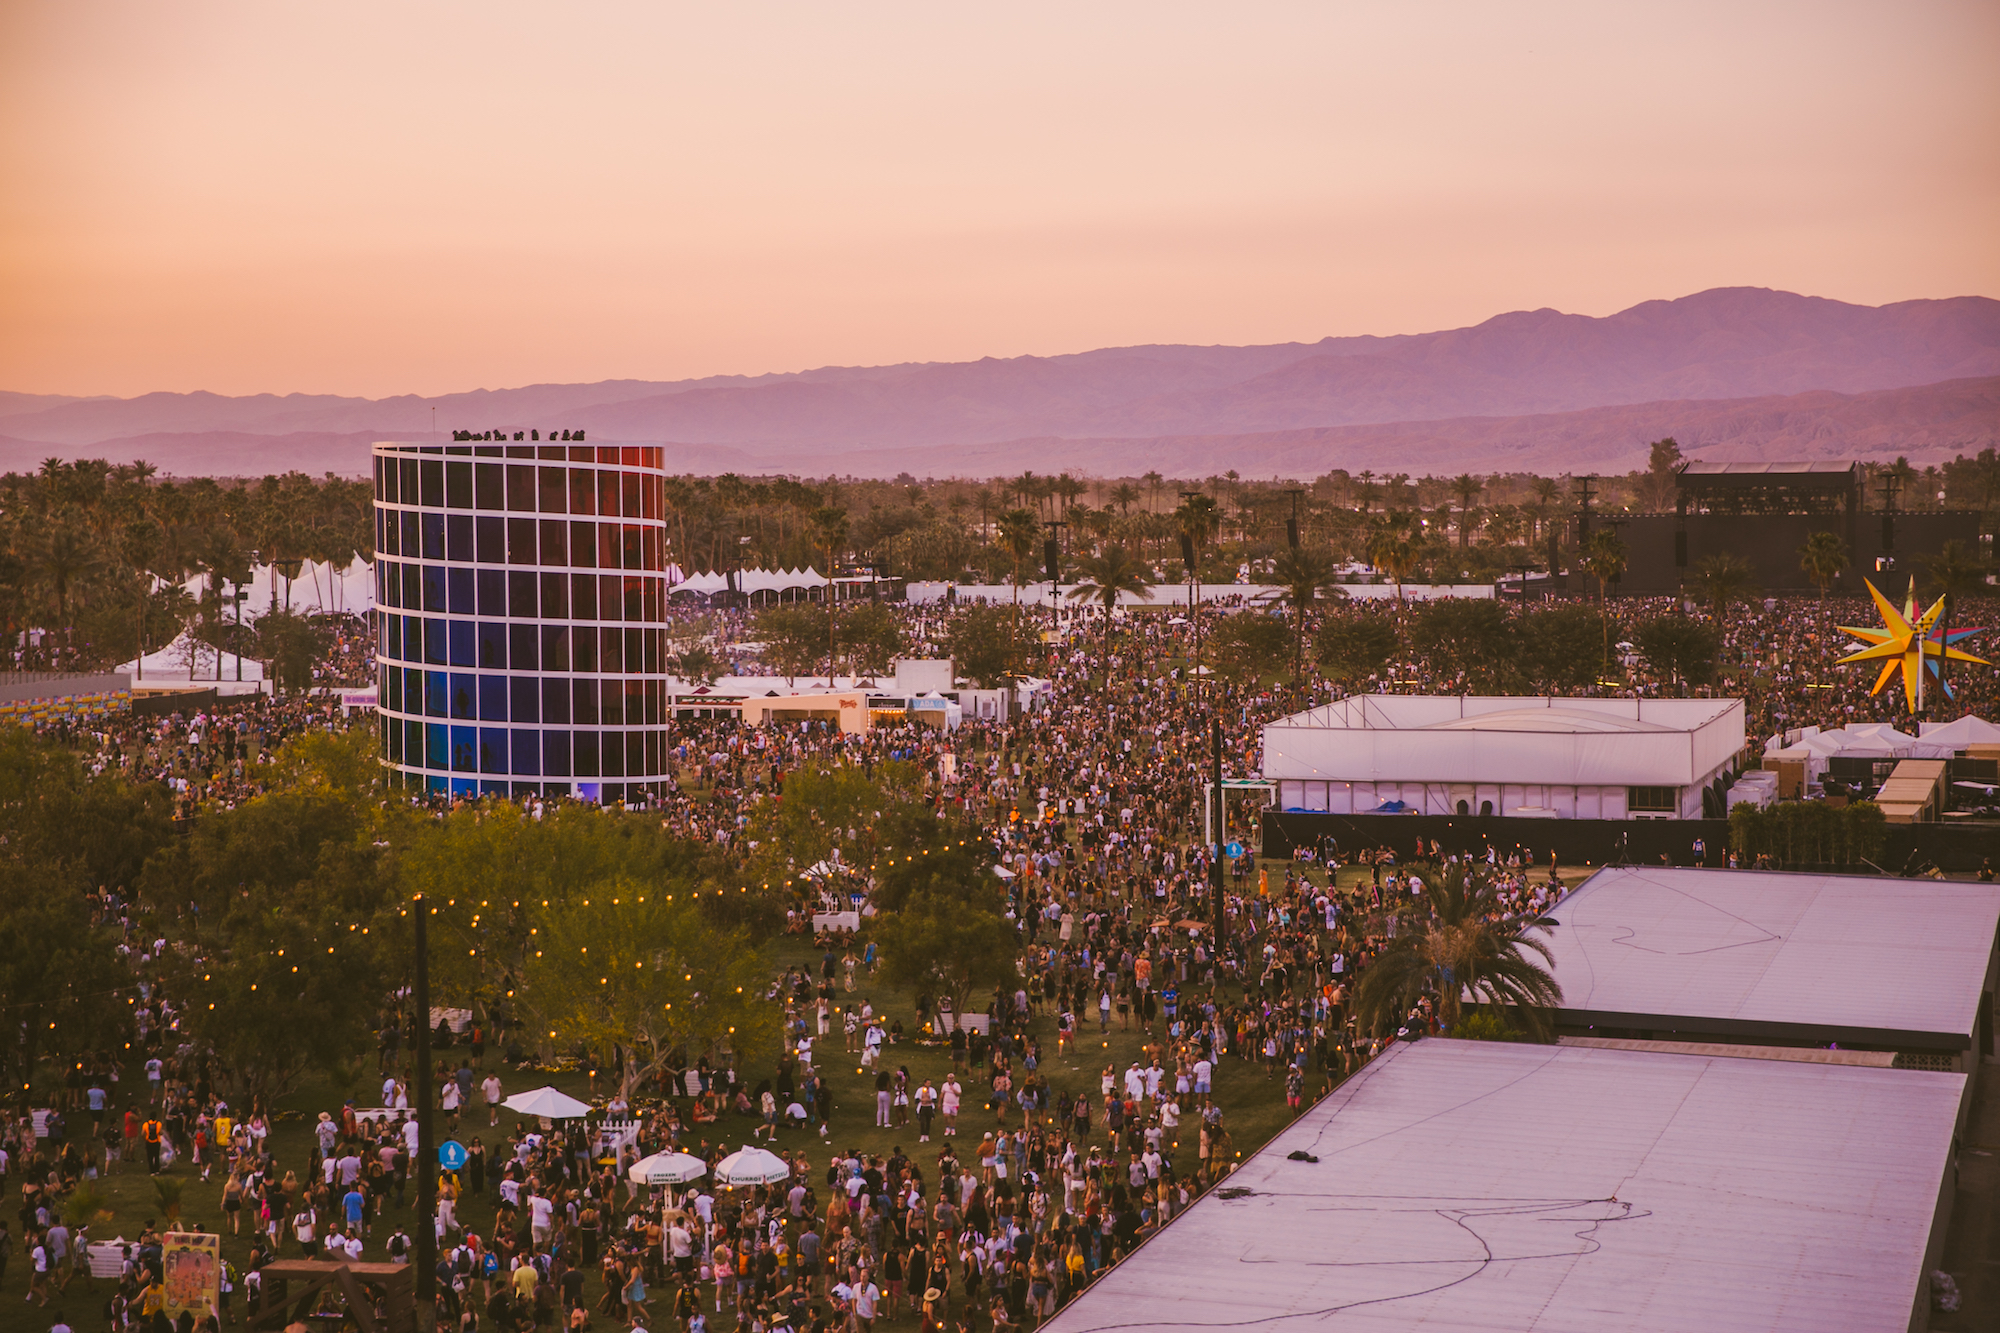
627, 1152, 708, 1186
502, 1086, 593, 1120
715, 1145, 792, 1186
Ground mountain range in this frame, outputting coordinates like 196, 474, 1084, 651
6, 286, 1997, 478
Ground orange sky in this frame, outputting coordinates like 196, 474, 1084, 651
3, 1, 1996, 399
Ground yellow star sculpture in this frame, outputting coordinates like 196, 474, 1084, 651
1836, 578, 1990, 711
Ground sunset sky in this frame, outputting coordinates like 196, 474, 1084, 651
3, 1, 1996, 400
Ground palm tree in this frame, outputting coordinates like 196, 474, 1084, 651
811, 506, 849, 682
21, 512, 106, 663
1365, 513, 1418, 602
1691, 551, 1757, 622
1797, 531, 1850, 605
996, 508, 1040, 609
1450, 474, 1483, 549
1109, 483, 1140, 514
1141, 471, 1163, 512
1065, 546, 1155, 684
1579, 527, 1628, 670
1270, 546, 1339, 680
1351, 866, 1564, 1040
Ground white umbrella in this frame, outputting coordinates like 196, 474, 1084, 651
627, 1151, 708, 1186
715, 1145, 792, 1186
502, 1086, 593, 1119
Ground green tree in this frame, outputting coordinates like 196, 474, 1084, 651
257, 609, 329, 692
669, 645, 725, 685
1207, 613, 1292, 684
1350, 866, 1563, 1039
1691, 551, 1758, 622
756, 605, 826, 685
1409, 599, 1515, 693
1065, 546, 1154, 681
521, 882, 778, 1100
1314, 615, 1399, 689
945, 604, 1024, 687
1449, 474, 1483, 548
1631, 616, 1719, 692
1513, 605, 1603, 694
838, 601, 904, 676
1270, 546, 1341, 679
873, 895, 1017, 1022
1365, 513, 1419, 601
1797, 531, 1849, 604
1578, 528, 1628, 668
995, 509, 1040, 608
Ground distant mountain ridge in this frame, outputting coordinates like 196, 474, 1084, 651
5, 287, 1997, 476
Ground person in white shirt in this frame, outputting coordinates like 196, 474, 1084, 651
528, 1192, 555, 1246
481, 1075, 503, 1127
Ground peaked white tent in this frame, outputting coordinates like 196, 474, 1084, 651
1918, 715, 2000, 746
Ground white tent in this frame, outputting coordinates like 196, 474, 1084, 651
715, 1145, 792, 1186
502, 1086, 592, 1119
1917, 715, 2000, 746
627, 1151, 708, 1186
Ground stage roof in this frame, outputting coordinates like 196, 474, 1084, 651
1541, 866, 2000, 1049
1042, 1039, 1960, 1333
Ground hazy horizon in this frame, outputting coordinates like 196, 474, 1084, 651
4, 2, 1997, 400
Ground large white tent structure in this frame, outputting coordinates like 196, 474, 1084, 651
1263, 695, 1745, 820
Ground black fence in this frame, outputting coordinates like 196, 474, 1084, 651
1262, 810, 1997, 874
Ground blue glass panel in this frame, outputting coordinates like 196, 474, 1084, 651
422, 565, 445, 613
511, 728, 540, 775
422, 512, 444, 559
451, 777, 478, 797
450, 725, 477, 772
449, 673, 476, 720
542, 729, 571, 777
449, 620, 475, 667
510, 675, 539, 723
426, 722, 449, 770
477, 622, 506, 669
572, 730, 600, 777
405, 719, 423, 761
385, 614, 402, 661
448, 567, 475, 614
426, 671, 448, 718
478, 674, 507, 721
479, 727, 507, 774
446, 513, 474, 561
477, 568, 506, 616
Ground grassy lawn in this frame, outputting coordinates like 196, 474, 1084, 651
5, 871, 1350, 1333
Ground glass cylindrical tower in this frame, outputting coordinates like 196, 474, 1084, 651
370, 438, 673, 802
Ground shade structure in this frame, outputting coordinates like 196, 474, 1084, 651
627, 1151, 707, 1186
714, 1145, 791, 1186
502, 1086, 593, 1119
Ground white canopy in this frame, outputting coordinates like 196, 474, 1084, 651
1917, 715, 2000, 746
715, 1145, 792, 1186
502, 1086, 592, 1119
627, 1151, 708, 1186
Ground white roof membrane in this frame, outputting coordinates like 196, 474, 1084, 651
1044, 1039, 1961, 1333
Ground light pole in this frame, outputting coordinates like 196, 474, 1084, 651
412, 897, 437, 1328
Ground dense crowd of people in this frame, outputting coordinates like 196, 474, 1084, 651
8, 584, 1991, 1333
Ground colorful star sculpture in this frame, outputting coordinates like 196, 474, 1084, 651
1835, 578, 1990, 710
